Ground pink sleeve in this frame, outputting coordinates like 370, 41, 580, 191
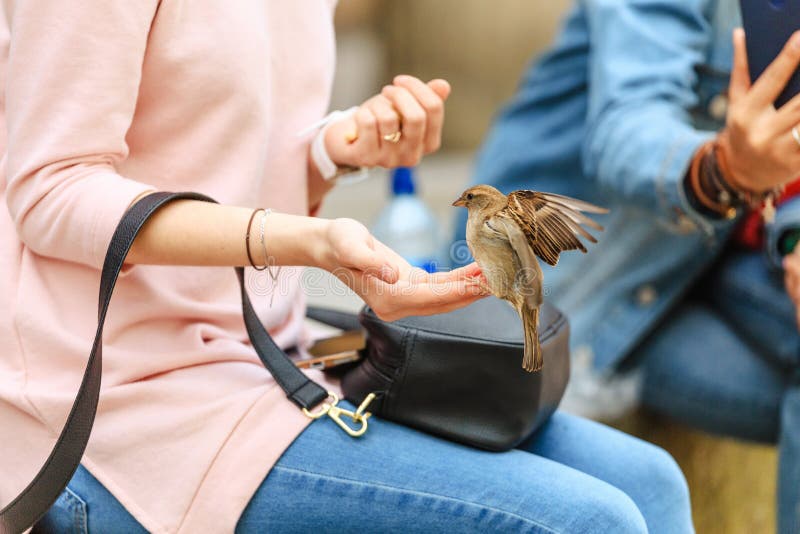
4, 0, 159, 268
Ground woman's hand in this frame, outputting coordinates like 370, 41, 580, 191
324, 75, 451, 170
784, 248, 800, 329
721, 29, 800, 193
315, 217, 488, 321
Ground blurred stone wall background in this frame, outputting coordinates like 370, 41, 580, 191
332, 0, 571, 150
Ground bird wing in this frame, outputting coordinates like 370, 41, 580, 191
499, 190, 608, 267
486, 215, 543, 309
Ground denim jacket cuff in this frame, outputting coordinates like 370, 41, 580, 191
767, 196, 800, 269
658, 129, 735, 236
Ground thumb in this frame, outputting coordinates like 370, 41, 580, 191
346, 242, 399, 284
427, 79, 451, 101
323, 115, 359, 167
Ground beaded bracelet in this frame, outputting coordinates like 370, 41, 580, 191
687, 134, 783, 223
713, 134, 782, 222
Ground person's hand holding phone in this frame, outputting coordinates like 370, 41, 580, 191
719, 29, 800, 193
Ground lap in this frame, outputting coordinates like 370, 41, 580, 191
238, 410, 689, 534
519, 411, 690, 532
36, 465, 148, 534
638, 300, 788, 443
703, 249, 799, 368
39, 412, 689, 533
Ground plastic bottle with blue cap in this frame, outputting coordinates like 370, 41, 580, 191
372, 167, 441, 273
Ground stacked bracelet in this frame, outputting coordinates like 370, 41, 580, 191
687, 134, 783, 223
689, 141, 737, 219
713, 136, 782, 222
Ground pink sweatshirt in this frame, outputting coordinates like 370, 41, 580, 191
0, 2, 340, 532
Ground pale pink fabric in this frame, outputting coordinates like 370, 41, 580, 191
0, 2, 341, 532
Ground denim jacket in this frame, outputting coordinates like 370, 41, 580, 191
455, 0, 800, 370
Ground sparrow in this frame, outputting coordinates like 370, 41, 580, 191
453, 185, 608, 372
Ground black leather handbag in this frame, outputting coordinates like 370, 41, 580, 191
340, 299, 570, 451
0, 192, 570, 533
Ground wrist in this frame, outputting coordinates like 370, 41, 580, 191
245, 212, 332, 269
305, 217, 334, 270
685, 141, 737, 219
311, 107, 360, 179
716, 130, 757, 192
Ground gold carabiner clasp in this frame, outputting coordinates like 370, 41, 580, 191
327, 404, 370, 437
302, 391, 339, 420
303, 392, 377, 438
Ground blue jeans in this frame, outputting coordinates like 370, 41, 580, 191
38, 411, 693, 533
637, 249, 800, 534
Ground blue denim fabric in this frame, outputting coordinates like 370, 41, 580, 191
38, 411, 693, 533
449, 1, 800, 531
636, 251, 799, 532
453, 0, 744, 370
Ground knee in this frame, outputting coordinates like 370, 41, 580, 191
570, 485, 648, 534
782, 387, 800, 427
645, 445, 690, 503
632, 443, 693, 530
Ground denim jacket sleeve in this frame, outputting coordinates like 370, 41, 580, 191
767, 196, 800, 268
582, 0, 729, 235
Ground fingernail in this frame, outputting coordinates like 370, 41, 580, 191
792, 32, 800, 49
394, 74, 411, 83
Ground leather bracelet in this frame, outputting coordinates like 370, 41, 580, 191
246, 208, 267, 271
702, 144, 743, 218
688, 141, 738, 219
713, 133, 783, 209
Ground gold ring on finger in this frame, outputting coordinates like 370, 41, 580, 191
383, 131, 402, 144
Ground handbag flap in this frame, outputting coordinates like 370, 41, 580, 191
360, 297, 564, 345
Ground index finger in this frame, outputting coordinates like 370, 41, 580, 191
729, 28, 751, 104
378, 277, 488, 316
749, 31, 800, 106
428, 262, 483, 283
393, 75, 446, 152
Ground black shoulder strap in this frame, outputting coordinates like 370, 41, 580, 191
305, 306, 362, 332
0, 192, 328, 533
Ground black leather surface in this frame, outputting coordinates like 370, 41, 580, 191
306, 306, 363, 332
341, 297, 570, 451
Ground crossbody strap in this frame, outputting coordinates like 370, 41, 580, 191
0, 192, 328, 533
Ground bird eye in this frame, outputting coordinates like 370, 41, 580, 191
466, 193, 474, 200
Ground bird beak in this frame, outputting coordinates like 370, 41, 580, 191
452, 196, 466, 207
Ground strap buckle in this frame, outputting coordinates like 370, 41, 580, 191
302, 392, 376, 438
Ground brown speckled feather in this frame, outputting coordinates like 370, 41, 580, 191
499, 190, 608, 266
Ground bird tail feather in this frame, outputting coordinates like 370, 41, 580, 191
522, 306, 542, 372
